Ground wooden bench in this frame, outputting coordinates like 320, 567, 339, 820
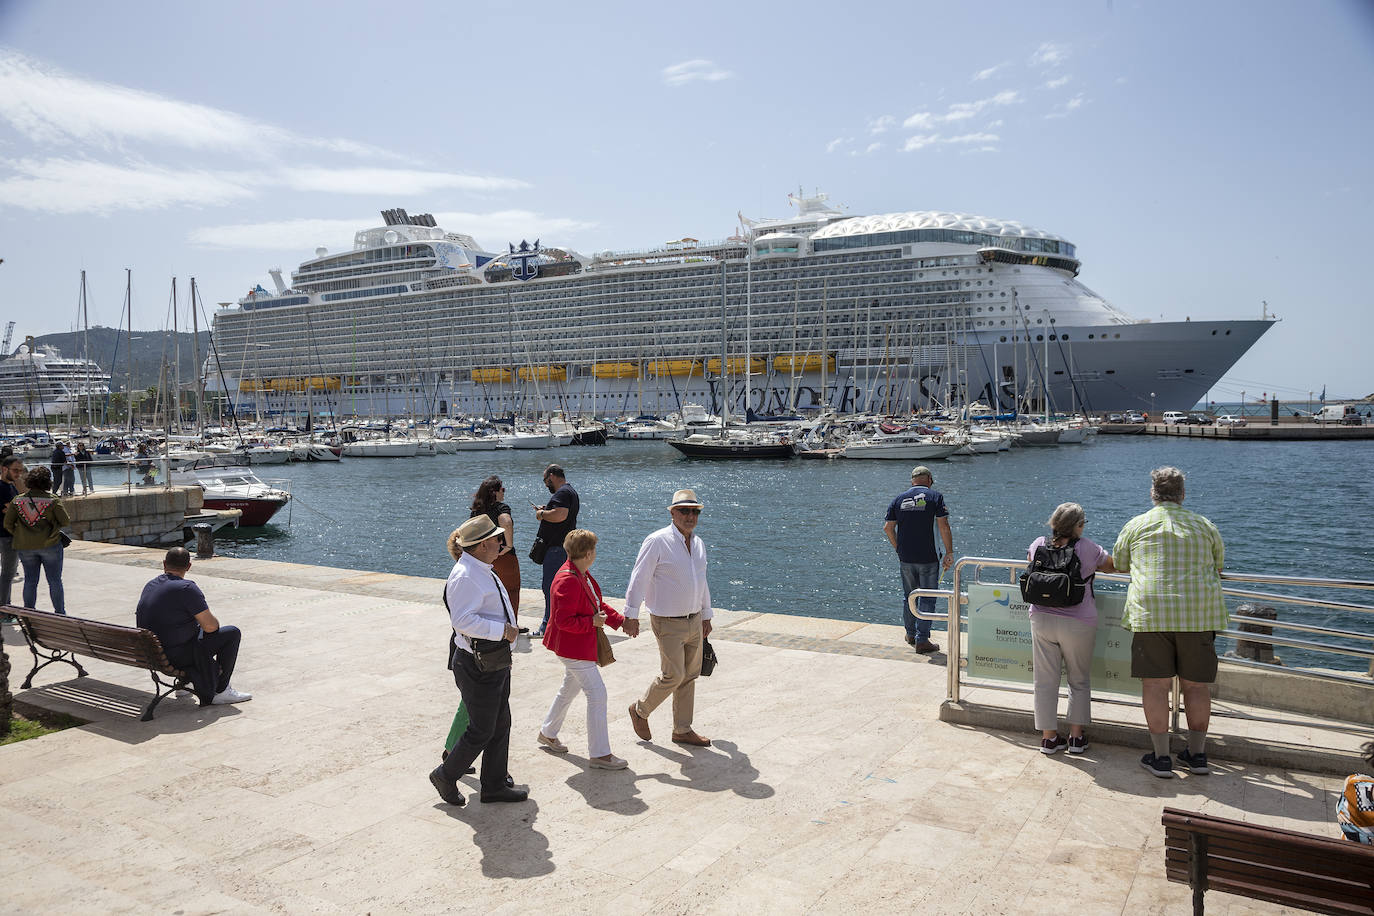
3, 605, 192, 721
1162, 806, 1374, 915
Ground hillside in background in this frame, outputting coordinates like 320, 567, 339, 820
8, 327, 211, 393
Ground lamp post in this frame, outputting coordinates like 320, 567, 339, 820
1150, 391, 1155, 421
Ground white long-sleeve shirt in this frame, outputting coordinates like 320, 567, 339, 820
623, 524, 712, 620
445, 552, 512, 653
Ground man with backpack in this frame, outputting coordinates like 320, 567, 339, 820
883, 465, 954, 654
1114, 466, 1226, 779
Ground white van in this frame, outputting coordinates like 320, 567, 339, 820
1316, 404, 1362, 425
1161, 411, 1188, 425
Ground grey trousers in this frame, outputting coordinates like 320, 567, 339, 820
1030, 612, 1097, 731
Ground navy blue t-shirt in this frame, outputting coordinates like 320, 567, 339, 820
135, 573, 209, 652
0, 480, 16, 540
538, 483, 579, 548
885, 485, 949, 564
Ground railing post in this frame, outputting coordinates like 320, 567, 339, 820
949, 561, 962, 703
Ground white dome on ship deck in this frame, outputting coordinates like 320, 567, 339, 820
811, 211, 1066, 243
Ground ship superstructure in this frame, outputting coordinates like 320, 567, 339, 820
208, 194, 1274, 417
0, 343, 111, 420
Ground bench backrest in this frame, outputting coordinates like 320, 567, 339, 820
5, 606, 186, 678
1162, 807, 1374, 916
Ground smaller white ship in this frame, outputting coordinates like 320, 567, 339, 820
0, 343, 110, 419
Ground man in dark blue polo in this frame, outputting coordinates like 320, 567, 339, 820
135, 547, 251, 706
883, 465, 954, 654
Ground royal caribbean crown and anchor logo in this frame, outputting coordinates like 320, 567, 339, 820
508, 239, 541, 281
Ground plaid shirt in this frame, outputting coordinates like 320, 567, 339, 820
1113, 502, 1227, 632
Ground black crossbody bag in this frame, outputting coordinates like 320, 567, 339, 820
442, 572, 514, 673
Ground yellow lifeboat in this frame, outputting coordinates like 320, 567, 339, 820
592, 361, 640, 379
269, 377, 305, 392
518, 365, 567, 382
647, 359, 702, 377
237, 379, 260, 393
472, 367, 512, 383
772, 354, 836, 373
706, 357, 765, 375
303, 376, 341, 391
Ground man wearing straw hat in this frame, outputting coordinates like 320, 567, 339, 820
623, 488, 714, 748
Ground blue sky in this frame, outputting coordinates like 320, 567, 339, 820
1, 0, 1371, 402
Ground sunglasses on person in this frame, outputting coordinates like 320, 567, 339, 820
674, 507, 701, 516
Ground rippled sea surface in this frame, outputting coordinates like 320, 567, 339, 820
206, 435, 1372, 670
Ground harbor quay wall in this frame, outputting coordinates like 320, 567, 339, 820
62, 486, 203, 546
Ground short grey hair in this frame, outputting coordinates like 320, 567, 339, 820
1151, 466, 1186, 504
1047, 502, 1085, 540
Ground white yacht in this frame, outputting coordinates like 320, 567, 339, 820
208, 195, 1274, 418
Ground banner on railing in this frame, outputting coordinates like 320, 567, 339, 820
965, 584, 1139, 697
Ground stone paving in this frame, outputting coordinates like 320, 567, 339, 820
0, 541, 1363, 914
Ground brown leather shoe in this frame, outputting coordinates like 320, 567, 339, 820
915, 640, 941, 654
672, 730, 711, 747
628, 703, 651, 741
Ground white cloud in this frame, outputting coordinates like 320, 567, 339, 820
0, 157, 257, 213
902, 132, 1000, 153
903, 112, 936, 130
278, 167, 529, 195
1045, 94, 1086, 119
0, 50, 394, 160
904, 90, 1020, 130
865, 142, 883, 154
1031, 42, 1068, 68
825, 137, 850, 153
868, 115, 896, 135
662, 59, 733, 86
189, 210, 598, 253
1045, 75, 1071, 90
973, 63, 1008, 81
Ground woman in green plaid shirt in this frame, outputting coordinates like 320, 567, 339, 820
1113, 466, 1226, 779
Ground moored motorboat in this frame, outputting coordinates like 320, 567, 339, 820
667, 432, 795, 459
174, 465, 290, 526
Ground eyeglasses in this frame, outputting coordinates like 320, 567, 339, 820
674, 507, 701, 516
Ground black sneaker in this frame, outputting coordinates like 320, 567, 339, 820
1040, 734, 1069, 755
904, 633, 916, 646
1177, 749, 1211, 774
1068, 734, 1088, 755
428, 766, 466, 806
1140, 752, 1175, 778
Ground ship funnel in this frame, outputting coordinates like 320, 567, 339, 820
268, 268, 287, 295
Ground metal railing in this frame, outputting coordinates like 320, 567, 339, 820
911, 557, 1374, 709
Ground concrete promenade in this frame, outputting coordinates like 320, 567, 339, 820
0, 542, 1364, 914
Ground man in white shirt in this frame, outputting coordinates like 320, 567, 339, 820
624, 488, 714, 747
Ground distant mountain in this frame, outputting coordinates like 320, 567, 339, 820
10, 327, 211, 393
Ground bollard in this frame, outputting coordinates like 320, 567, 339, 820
193, 523, 214, 559
1235, 602, 1279, 664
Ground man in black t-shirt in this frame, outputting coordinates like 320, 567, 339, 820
531, 464, 579, 636
135, 547, 251, 706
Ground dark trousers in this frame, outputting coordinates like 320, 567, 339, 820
539, 544, 567, 630
169, 625, 241, 703
440, 648, 511, 794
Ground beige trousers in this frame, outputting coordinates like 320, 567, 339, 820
634, 612, 702, 734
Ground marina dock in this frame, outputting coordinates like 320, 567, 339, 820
2, 542, 1368, 913
1101, 421, 1374, 440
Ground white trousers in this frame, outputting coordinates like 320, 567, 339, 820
541, 657, 611, 758
1030, 613, 1097, 732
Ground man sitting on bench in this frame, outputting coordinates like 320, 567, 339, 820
135, 547, 252, 706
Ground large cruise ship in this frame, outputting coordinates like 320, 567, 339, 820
208, 193, 1274, 418
0, 343, 110, 420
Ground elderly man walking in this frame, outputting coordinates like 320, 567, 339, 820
883, 465, 953, 653
623, 488, 714, 748
1114, 466, 1227, 779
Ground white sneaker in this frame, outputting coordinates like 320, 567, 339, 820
211, 686, 253, 705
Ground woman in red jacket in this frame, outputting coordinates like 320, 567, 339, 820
538, 529, 628, 769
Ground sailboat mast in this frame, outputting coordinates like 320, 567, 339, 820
820, 278, 828, 414
190, 278, 204, 436
719, 260, 728, 436
172, 277, 181, 432
124, 269, 134, 430
80, 270, 91, 428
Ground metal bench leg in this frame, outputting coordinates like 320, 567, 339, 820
139, 671, 186, 721
19, 627, 88, 688
1189, 833, 1208, 915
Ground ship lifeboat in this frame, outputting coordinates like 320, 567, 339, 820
772, 354, 835, 373
237, 380, 261, 393
472, 367, 512, 383
706, 357, 765, 375
647, 359, 702, 377
592, 361, 640, 379
517, 365, 567, 382
269, 377, 305, 392
304, 376, 341, 391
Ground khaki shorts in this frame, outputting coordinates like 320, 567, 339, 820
1130, 631, 1218, 682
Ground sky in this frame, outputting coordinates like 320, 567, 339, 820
0, 0, 1371, 401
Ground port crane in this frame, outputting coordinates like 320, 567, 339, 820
1, 320, 14, 356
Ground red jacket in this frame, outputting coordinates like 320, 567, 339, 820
542, 560, 624, 661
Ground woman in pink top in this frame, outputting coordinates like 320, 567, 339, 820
1027, 502, 1115, 755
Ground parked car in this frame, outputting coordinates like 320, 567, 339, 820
1215, 414, 1247, 427
1185, 413, 1214, 426
1161, 411, 1188, 425
1125, 411, 1146, 423
1107, 413, 1125, 423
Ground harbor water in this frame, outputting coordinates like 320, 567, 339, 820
187, 436, 1371, 669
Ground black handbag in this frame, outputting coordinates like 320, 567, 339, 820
470, 637, 513, 673
528, 536, 549, 564
700, 637, 718, 677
